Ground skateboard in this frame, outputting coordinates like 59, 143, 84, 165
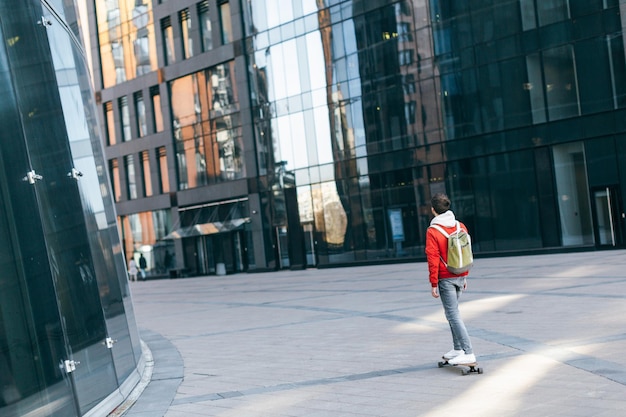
438, 358, 483, 375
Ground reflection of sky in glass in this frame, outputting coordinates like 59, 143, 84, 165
48, 13, 108, 219
264, 31, 334, 172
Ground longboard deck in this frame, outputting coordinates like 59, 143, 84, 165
438, 359, 483, 375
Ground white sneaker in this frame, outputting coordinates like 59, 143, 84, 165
448, 353, 476, 365
443, 349, 464, 360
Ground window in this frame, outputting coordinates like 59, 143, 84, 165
119, 96, 131, 141
95, 0, 156, 87
158, 147, 170, 193
179, 9, 194, 59
150, 86, 164, 132
219, 1, 232, 44
110, 159, 121, 202
198, 0, 213, 51
399, 49, 413, 66
161, 17, 175, 64
125, 154, 137, 199
537, 0, 570, 26
135, 92, 147, 137
544, 45, 579, 120
141, 151, 153, 197
104, 101, 116, 145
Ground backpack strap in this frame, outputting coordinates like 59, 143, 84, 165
429, 221, 460, 237
429, 223, 454, 266
429, 224, 449, 237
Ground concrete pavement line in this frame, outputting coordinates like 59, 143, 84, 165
170, 363, 434, 406
170, 351, 520, 407
471, 328, 626, 386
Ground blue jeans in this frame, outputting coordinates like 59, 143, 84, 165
439, 277, 473, 354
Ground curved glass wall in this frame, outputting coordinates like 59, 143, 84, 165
0, 1, 141, 415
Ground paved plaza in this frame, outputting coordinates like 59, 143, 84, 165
113, 250, 626, 416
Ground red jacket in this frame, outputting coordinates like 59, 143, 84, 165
425, 219, 469, 287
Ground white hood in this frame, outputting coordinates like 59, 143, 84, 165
430, 210, 457, 228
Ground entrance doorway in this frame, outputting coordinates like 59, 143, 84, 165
591, 186, 622, 247
185, 231, 248, 276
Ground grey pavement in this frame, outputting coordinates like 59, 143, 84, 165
114, 250, 626, 416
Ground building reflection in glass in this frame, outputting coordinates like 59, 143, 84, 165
96, 0, 157, 88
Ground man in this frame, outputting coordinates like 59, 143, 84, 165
139, 253, 147, 280
425, 193, 476, 365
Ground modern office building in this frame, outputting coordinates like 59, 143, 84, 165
0, 0, 143, 416
88, 0, 626, 278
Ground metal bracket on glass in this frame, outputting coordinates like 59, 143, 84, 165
67, 168, 83, 180
22, 170, 43, 184
37, 16, 52, 27
60, 359, 80, 374
104, 337, 117, 349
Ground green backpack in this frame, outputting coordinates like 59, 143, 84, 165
430, 221, 473, 274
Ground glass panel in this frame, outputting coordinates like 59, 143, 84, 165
150, 86, 164, 132
219, 1, 232, 44
125, 154, 137, 199
162, 17, 175, 64
95, 0, 157, 87
526, 53, 547, 123
158, 146, 170, 193
121, 210, 172, 279
104, 101, 116, 145
110, 158, 121, 202
142, 150, 153, 196
544, 45, 579, 120
593, 189, 615, 245
180, 9, 194, 59
608, 33, 626, 108
119, 95, 131, 141
520, 0, 537, 30
553, 142, 593, 246
135, 91, 147, 137
537, 0, 570, 26
198, 0, 213, 51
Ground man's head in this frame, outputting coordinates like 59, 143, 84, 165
431, 193, 451, 215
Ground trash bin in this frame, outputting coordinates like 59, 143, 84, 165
216, 263, 226, 276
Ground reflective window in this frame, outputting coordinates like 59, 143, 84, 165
104, 101, 116, 145
120, 210, 173, 276
158, 146, 170, 193
170, 62, 243, 188
150, 85, 164, 132
110, 158, 121, 202
134, 91, 147, 137
537, 0, 570, 26
219, 1, 232, 44
162, 16, 175, 64
125, 154, 137, 199
553, 142, 593, 245
544, 45, 579, 120
142, 150, 153, 197
119, 95, 131, 141
95, 0, 157, 88
198, 0, 213, 51
180, 9, 194, 59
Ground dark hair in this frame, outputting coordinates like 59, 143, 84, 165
431, 193, 451, 214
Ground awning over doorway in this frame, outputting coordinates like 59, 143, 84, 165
163, 218, 249, 240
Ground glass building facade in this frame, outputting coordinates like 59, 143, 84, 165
0, 1, 142, 416
90, 0, 626, 278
